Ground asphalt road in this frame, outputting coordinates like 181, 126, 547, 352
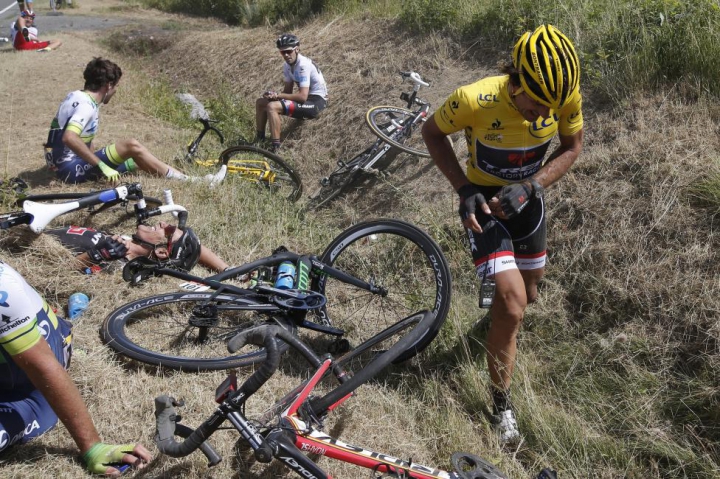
1, 1, 128, 37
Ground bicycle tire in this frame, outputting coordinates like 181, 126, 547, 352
260, 310, 433, 424
219, 145, 303, 202
310, 310, 433, 415
365, 106, 431, 158
314, 219, 451, 366
101, 292, 296, 372
307, 150, 370, 209
17, 192, 162, 216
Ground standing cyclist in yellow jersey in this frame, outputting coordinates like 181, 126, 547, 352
422, 25, 583, 443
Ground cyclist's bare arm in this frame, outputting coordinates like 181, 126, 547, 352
14, 339, 103, 454
62, 130, 102, 167
199, 245, 229, 273
422, 114, 490, 233
532, 129, 583, 189
277, 83, 309, 103
421, 115, 468, 190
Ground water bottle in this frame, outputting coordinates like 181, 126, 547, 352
274, 262, 296, 290
68, 293, 90, 320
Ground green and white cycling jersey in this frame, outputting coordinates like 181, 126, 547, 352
0, 261, 60, 359
46, 90, 100, 167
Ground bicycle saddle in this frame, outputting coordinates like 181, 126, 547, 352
22, 199, 80, 233
451, 452, 508, 479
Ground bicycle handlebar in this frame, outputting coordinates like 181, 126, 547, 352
400, 70, 430, 87
155, 325, 304, 462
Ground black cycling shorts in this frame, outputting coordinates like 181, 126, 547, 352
280, 95, 327, 120
464, 184, 546, 279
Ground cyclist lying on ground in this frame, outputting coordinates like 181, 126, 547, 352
0, 260, 152, 476
46, 221, 229, 274
46, 58, 224, 185
12, 10, 62, 51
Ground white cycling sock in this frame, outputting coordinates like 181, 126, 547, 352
165, 167, 189, 181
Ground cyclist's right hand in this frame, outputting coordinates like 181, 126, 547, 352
82, 442, 152, 476
458, 184, 491, 233
98, 162, 120, 182
87, 237, 128, 263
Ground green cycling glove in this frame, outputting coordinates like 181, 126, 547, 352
97, 162, 120, 181
82, 442, 136, 474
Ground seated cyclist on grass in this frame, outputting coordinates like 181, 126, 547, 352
0, 260, 152, 476
46, 221, 229, 274
12, 10, 62, 52
46, 58, 225, 185
254, 33, 328, 153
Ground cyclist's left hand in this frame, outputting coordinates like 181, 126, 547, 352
490, 182, 532, 219
82, 442, 152, 476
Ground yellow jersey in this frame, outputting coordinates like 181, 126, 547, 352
434, 75, 583, 186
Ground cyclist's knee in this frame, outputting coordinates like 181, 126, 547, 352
118, 138, 146, 158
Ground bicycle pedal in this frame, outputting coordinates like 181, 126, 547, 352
320, 177, 331, 187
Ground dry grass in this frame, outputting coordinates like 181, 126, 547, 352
0, 1, 719, 478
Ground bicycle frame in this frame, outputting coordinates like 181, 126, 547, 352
315, 71, 432, 197
123, 249, 385, 338
1, 183, 186, 233
153, 322, 505, 479
269, 360, 460, 479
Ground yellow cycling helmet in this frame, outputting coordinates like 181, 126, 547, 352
512, 25, 580, 110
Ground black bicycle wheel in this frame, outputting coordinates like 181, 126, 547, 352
101, 292, 296, 372
219, 145, 303, 202
259, 310, 433, 424
365, 106, 431, 158
314, 219, 451, 365
310, 311, 434, 415
307, 150, 370, 209
18, 192, 162, 216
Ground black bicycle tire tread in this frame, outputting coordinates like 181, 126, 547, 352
219, 145, 303, 202
310, 311, 432, 415
101, 292, 295, 371
365, 106, 431, 158
317, 219, 451, 364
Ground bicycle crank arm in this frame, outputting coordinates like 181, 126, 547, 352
255, 285, 327, 310
297, 319, 344, 336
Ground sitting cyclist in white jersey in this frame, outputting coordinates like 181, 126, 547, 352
46, 58, 225, 185
255, 33, 329, 153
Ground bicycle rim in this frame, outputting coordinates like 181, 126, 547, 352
219, 145, 303, 202
101, 293, 295, 371
314, 219, 451, 367
366, 106, 431, 158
